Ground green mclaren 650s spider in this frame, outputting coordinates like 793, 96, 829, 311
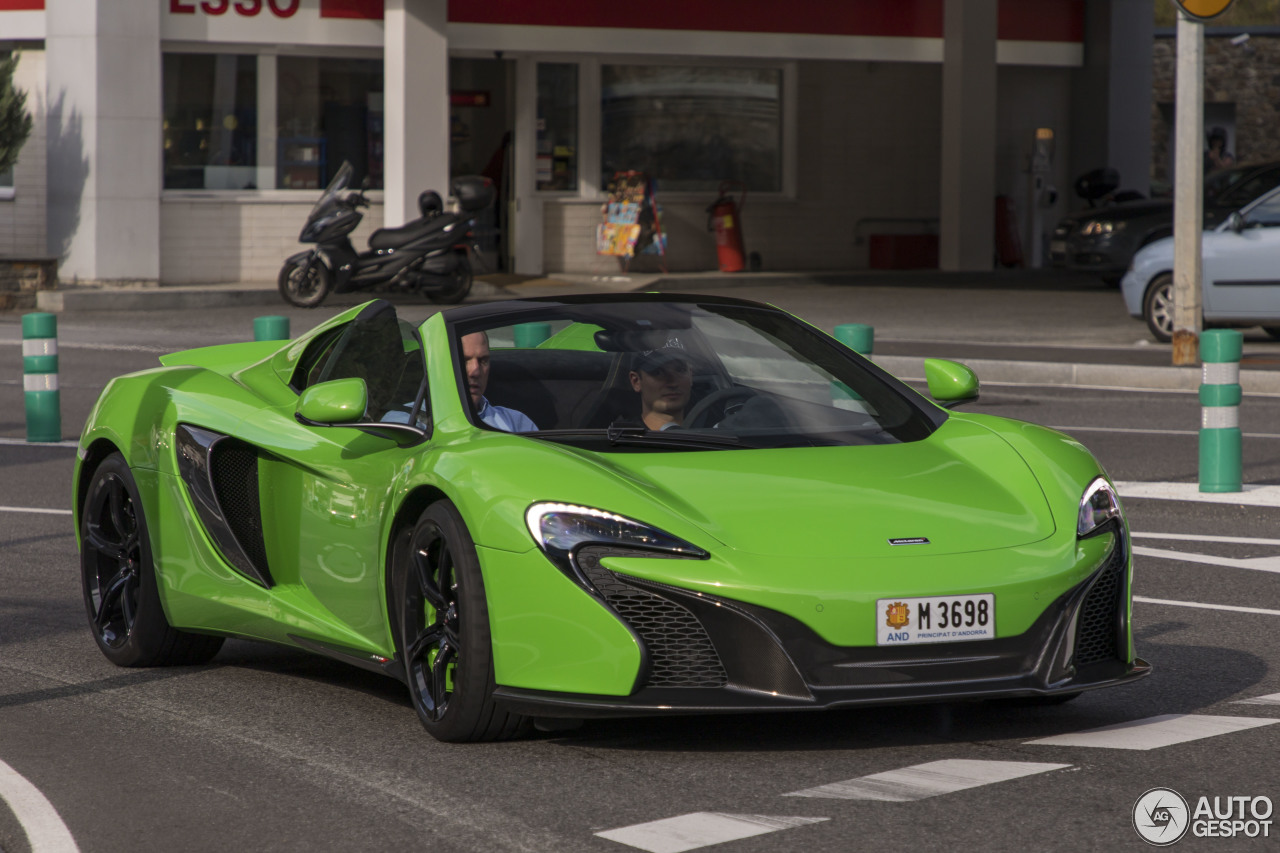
74, 294, 1149, 742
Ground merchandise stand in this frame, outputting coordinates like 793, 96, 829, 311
596, 171, 668, 273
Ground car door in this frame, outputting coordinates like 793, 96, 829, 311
1203, 190, 1280, 320
234, 301, 430, 653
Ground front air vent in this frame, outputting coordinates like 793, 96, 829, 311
1074, 545, 1124, 667
577, 550, 726, 688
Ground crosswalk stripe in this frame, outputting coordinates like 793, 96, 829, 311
595, 813, 827, 853
782, 759, 1069, 802
1233, 692, 1280, 706
1025, 714, 1279, 750
1135, 596, 1280, 617
1133, 545, 1280, 574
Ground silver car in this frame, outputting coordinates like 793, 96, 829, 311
1121, 183, 1280, 342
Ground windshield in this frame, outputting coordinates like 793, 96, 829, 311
311, 160, 354, 218
451, 300, 943, 450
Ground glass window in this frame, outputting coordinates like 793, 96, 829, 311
1245, 191, 1280, 228
277, 57, 383, 190
163, 54, 258, 190
602, 65, 782, 193
536, 63, 578, 192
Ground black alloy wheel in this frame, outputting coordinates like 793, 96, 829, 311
80, 453, 224, 667
394, 501, 526, 742
278, 256, 332, 308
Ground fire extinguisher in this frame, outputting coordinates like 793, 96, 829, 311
707, 180, 747, 273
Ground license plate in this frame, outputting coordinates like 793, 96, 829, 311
1049, 240, 1067, 255
876, 594, 995, 645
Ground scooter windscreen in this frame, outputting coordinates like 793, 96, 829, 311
310, 160, 355, 219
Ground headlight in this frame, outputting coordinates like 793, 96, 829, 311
1077, 477, 1122, 538
525, 502, 707, 583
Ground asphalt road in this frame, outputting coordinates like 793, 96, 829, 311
2, 298, 1279, 852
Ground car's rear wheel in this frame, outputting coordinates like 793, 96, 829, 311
393, 500, 527, 742
80, 453, 224, 667
424, 253, 472, 305
1142, 273, 1175, 343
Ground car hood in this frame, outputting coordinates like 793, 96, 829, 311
568, 417, 1057, 560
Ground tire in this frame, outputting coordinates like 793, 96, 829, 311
278, 255, 332, 308
80, 453, 224, 667
1142, 273, 1174, 343
392, 500, 527, 742
1262, 326, 1280, 340
424, 253, 473, 305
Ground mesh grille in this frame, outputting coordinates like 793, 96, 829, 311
209, 441, 271, 582
1074, 546, 1124, 667
578, 551, 726, 688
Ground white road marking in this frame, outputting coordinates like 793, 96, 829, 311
0, 337, 169, 353
1053, 425, 1280, 439
1115, 481, 1280, 506
0, 506, 73, 516
595, 813, 827, 853
0, 438, 79, 448
782, 759, 1069, 802
1133, 546, 1280, 574
1233, 692, 1280, 706
1133, 531, 1280, 546
1135, 596, 1280, 617
1025, 714, 1279, 750
0, 757, 80, 853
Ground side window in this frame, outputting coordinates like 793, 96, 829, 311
1245, 193, 1280, 228
292, 302, 428, 426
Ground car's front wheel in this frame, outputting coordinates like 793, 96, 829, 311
80, 453, 224, 667
1142, 273, 1175, 343
392, 500, 527, 742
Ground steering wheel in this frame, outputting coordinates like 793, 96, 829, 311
684, 386, 757, 429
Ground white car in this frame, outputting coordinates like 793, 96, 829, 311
1121, 183, 1280, 342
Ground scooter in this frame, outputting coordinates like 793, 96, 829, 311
278, 160, 494, 308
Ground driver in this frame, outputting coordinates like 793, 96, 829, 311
462, 331, 538, 432
628, 337, 693, 431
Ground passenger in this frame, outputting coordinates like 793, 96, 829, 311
628, 337, 693, 431
462, 331, 538, 432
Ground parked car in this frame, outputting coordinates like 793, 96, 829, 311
1052, 160, 1280, 285
1122, 182, 1280, 342
75, 294, 1148, 742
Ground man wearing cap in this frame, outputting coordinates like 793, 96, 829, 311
629, 336, 693, 431
462, 331, 538, 432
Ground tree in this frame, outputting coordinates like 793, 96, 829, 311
0, 53, 33, 174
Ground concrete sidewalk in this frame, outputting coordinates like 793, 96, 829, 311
27, 267, 1280, 395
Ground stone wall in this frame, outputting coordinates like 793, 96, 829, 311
1151, 34, 1280, 186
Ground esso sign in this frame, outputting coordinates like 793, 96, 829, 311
169, 0, 301, 17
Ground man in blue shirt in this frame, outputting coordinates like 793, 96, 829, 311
462, 331, 538, 433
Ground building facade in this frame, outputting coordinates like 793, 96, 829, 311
0, 0, 1152, 286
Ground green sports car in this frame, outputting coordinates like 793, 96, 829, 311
74, 294, 1149, 742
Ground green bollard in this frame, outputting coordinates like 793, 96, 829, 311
834, 323, 874, 356
254, 315, 291, 341
22, 312, 62, 442
1199, 329, 1243, 493
514, 322, 552, 348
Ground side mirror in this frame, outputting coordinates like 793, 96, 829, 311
1228, 211, 1245, 233
924, 358, 980, 408
296, 378, 367, 425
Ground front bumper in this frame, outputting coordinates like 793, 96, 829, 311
494, 531, 1149, 718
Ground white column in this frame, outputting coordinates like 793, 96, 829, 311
512, 55, 543, 275
46, 0, 161, 285
938, 0, 997, 272
384, 0, 449, 227
1172, 14, 1204, 365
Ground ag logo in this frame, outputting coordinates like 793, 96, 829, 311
1172, 0, 1235, 20
1133, 787, 1190, 846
